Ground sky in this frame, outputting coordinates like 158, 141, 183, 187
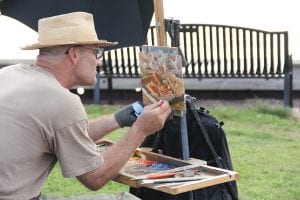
0, 0, 299, 60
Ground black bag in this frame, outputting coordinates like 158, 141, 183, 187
130, 97, 238, 200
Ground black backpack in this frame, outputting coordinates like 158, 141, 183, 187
130, 97, 238, 200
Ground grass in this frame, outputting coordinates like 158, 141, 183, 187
42, 101, 300, 199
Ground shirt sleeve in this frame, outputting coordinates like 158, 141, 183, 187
54, 119, 103, 178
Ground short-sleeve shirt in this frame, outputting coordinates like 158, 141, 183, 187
0, 64, 102, 200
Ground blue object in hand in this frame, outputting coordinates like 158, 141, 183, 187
132, 102, 144, 117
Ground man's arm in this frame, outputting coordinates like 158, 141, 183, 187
88, 114, 119, 142
88, 102, 143, 142
77, 100, 171, 190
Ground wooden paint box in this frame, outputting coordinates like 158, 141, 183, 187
96, 141, 239, 195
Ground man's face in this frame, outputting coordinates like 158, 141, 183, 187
75, 45, 103, 86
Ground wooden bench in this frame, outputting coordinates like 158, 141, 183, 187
101, 21, 293, 106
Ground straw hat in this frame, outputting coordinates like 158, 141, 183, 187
21, 12, 117, 50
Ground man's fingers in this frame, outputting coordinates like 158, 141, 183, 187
142, 100, 165, 111
141, 100, 171, 122
158, 100, 171, 114
146, 100, 163, 109
133, 100, 172, 136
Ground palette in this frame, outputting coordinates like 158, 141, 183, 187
96, 141, 239, 195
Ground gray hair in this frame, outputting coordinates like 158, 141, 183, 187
38, 45, 69, 63
39, 46, 69, 56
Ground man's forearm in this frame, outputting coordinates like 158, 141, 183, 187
88, 114, 120, 142
78, 124, 146, 190
78, 101, 171, 191
97, 125, 146, 182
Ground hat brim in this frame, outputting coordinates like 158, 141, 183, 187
21, 40, 118, 50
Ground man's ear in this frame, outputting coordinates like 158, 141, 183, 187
67, 47, 80, 65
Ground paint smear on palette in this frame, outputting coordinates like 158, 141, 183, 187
121, 157, 176, 176
96, 142, 176, 176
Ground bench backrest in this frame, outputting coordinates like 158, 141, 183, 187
102, 23, 291, 79
177, 24, 290, 78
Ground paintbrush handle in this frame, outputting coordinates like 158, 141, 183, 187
140, 176, 203, 184
147, 172, 177, 179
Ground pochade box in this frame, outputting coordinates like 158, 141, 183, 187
96, 140, 239, 195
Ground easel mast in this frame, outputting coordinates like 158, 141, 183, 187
153, 0, 190, 161
153, 0, 167, 46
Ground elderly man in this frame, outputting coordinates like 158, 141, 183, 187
0, 12, 171, 199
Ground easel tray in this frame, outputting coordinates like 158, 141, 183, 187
96, 141, 239, 195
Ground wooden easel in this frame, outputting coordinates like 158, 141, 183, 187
153, 0, 167, 46
153, 0, 190, 161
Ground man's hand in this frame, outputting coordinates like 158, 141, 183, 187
114, 102, 144, 127
132, 100, 172, 137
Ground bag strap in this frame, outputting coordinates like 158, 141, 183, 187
186, 99, 223, 167
186, 99, 238, 200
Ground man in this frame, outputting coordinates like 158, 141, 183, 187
0, 12, 171, 199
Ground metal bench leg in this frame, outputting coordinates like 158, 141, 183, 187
93, 72, 101, 104
283, 56, 293, 107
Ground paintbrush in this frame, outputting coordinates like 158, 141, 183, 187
140, 176, 204, 185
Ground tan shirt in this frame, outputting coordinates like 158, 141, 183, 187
0, 64, 102, 200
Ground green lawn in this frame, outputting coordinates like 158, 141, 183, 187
42, 102, 300, 200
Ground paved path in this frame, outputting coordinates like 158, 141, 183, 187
40, 192, 140, 200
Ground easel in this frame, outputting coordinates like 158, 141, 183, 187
153, 1, 194, 199
153, 0, 190, 161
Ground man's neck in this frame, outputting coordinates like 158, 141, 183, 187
34, 59, 73, 89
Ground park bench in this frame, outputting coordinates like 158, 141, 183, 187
100, 20, 293, 106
